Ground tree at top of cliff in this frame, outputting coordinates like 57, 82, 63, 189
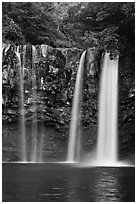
62, 2, 135, 53
2, 2, 79, 47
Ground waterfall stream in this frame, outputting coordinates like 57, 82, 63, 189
96, 52, 118, 165
67, 51, 86, 162
16, 48, 27, 162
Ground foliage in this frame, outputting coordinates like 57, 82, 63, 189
62, 2, 135, 54
2, 14, 25, 44
2, 2, 76, 46
2, 2, 135, 52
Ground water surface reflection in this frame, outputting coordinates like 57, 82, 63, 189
2, 163, 135, 202
94, 169, 120, 201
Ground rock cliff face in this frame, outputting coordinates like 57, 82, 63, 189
2, 44, 135, 162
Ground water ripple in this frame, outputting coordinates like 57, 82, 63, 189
40, 193, 62, 196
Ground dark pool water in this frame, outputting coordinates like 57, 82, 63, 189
2, 163, 135, 202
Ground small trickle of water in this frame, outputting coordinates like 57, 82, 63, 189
96, 52, 119, 165
67, 51, 86, 162
30, 45, 38, 162
16, 47, 27, 162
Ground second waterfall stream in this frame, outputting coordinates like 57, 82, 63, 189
96, 52, 119, 165
67, 51, 87, 162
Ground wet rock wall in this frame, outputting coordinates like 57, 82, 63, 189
2, 44, 98, 127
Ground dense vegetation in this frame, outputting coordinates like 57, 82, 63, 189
2, 2, 134, 51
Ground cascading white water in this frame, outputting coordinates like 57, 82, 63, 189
67, 51, 86, 162
30, 45, 38, 162
96, 52, 118, 165
16, 47, 27, 162
16, 45, 47, 162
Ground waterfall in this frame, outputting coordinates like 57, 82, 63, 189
96, 52, 118, 164
67, 51, 86, 162
30, 45, 38, 162
16, 47, 27, 162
